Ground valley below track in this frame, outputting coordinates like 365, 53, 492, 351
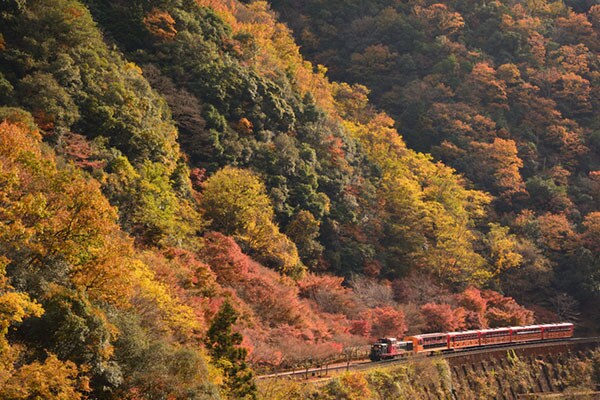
257, 337, 600, 382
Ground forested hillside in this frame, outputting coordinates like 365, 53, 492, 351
271, 0, 600, 324
0, 0, 598, 398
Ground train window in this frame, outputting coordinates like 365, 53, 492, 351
547, 326, 570, 332
455, 333, 478, 340
483, 330, 509, 338
516, 327, 541, 334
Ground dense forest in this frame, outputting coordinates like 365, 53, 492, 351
271, 0, 600, 317
0, 0, 598, 398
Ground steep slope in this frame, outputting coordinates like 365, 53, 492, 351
271, 0, 600, 326
0, 0, 569, 398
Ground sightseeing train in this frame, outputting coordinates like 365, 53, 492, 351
369, 323, 574, 361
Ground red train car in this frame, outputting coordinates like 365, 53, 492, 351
404, 332, 448, 353
448, 330, 480, 349
541, 323, 574, 339
370, 322, 574, 360
479, 328, 511, 346
510, 325, 543, 342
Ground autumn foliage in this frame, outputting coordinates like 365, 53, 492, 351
3, 0, 599, 397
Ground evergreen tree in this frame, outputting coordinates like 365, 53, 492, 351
205, 301, 257, 399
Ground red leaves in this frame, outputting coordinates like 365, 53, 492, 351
482, 290, 534, 327
201, 232, 252, 284
417, 287, 534, 332
421, 303, 466, 333
367, 306, 407, 339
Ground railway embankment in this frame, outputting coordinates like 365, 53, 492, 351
258, 339, 600, 399
446, 338, 600, 399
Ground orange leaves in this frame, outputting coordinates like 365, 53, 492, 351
325, 134, 347, 169
581, 212, 600, 254
0, 120, 42, 158
0, 121, 199, 336
465, 62, 509, 109
555, 11, 595, 46
554, 44, 591, 75
235, 117, 253, 135
414, 3, 465, 37
418, 288, 534, 331
554, 72, 592, 116
470, 138, 526, 200
349, 45, 398, 85
143, 9, 177, 40
0, 121, 118, 270
298, 273, 355, 315
536, 213, 578, 253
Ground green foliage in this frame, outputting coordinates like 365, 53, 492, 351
0, 119, 221, 398
205, 301, 257, 400
201, 166, 305, 277
271, 0, 600, 322
0, 0, 199, 247
111, 310, 221, 400
5, 0, 594, 396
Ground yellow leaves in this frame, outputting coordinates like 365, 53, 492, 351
196, 0, 336, 112
332, 82, 372, 123
71, 232, 136, 307
342, 104, 492, 284
0, 121, 121, 275
0, 257, 43, 366
0, 119, 205, 344
486, 224, 524, 275
201, 166, 304, 277
0, 353, 88, 400
130, 258, 200, 338
334, 372, 372, 400
123, 62, 143, 76
0, 292, 43, 334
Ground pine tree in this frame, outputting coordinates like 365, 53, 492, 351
205, 301, 257, 399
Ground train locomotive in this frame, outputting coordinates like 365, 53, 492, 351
369, 322, 574, 361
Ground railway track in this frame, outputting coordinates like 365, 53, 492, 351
257, 336, 600, 381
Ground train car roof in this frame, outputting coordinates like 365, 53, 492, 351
407, 332, 448, 339
509, 324, 543, 330
447, 330, 480, 336
479, 327, 511, 333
